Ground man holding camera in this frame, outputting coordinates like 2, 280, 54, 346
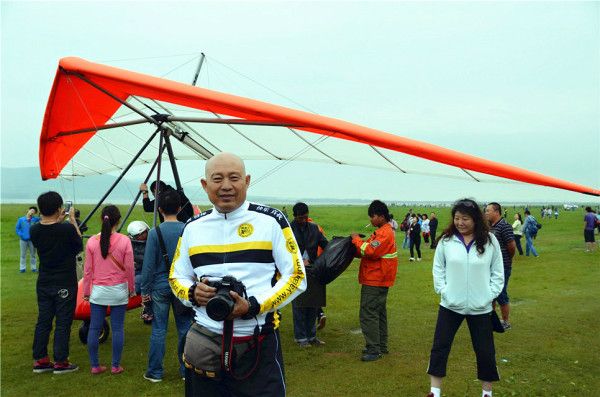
169, 153, 306, 396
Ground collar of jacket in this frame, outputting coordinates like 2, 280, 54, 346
376, 223, 393, 233
212, 201, 249, 220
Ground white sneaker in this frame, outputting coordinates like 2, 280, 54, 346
417, 258, 422, 262
409, 257, 415, 262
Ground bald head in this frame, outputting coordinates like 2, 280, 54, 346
205, 152, 246, 178
202, 152, 250, 213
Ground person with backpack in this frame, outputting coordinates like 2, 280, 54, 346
82, 205, 135, 375
142, 190, 193, 382
522, 210, 539, 257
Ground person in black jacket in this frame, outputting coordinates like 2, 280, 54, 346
139, 180, 194, 224
290, 202, 329, 347
429, 212, 439, 249
408, 214, 422, 261
30, 191, 82, 374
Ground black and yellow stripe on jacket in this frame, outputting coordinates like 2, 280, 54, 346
169, 201, 306, 337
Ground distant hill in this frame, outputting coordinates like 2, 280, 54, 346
0, 166, 372, 205
2, 167, 590, 206
1, 167, 141, 204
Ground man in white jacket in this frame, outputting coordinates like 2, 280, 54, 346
169, 153, 306, 396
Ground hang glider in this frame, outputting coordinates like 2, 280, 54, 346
40, 57, 599, 196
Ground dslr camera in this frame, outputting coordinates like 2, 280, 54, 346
204, 276, 247, 321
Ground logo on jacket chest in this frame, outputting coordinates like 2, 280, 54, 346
237, 223, 254, 238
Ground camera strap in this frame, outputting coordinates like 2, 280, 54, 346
222, 320, 262, 380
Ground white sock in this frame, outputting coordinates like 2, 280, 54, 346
430, 387, 441, 397
482, 390, 492, 397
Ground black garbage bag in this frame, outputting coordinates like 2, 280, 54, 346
308, 236, 356, 285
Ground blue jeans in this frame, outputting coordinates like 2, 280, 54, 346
88, 303, 126, 367
525, 233, 538, 257
496, 267, 511, 305
292, 306, 318, 342
146, 288, 193, 379
402, 235, 410, 250
20, 240, 36, 271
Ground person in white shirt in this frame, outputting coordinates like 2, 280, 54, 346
421, 214, 431, 244
511, 213, 524, 255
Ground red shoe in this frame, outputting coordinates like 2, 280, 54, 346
53, 361, 79, 374
111, 366, 124, 374
91, 365, 107, 374
426, 393, 434, 397
33, 357, 54, 373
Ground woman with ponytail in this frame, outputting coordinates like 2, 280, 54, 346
82, 205, 134, 375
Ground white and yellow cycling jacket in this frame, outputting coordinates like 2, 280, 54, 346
169, 201, 306, 336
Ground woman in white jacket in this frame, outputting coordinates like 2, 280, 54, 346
426, 199, 504, 397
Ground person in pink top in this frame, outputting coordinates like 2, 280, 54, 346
82, 205, 134, 375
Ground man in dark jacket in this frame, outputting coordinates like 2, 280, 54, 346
429, 212, 439, 249
290, 202, 328, 347
30, 191, 82, 374
139, 180, 194, 224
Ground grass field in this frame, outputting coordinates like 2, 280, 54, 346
1, 203, 599, 397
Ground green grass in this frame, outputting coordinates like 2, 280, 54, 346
1, 204, 599, 396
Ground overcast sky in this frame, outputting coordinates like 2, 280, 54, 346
1, 1, 599, 204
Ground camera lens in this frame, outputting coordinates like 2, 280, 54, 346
206, 295, 234, 321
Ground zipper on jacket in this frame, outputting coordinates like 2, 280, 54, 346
223, 212, 229, 270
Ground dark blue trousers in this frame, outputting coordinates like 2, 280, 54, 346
32, 284, 77, 362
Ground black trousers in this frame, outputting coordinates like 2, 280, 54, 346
32, 284, 77, 362
514, 235, 524, 255
430, 230, 437, 248
185, 330, 286, 397
427, 305, 499, 382
410, 236, 421, 258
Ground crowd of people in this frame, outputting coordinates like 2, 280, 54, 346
19, 152, 599, 397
